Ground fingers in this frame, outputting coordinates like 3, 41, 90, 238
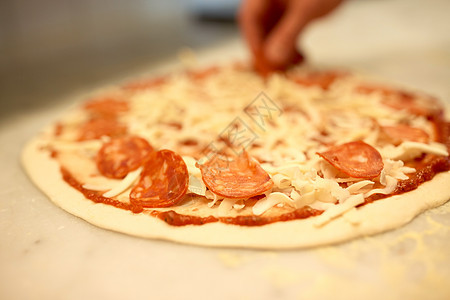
238, 0, 270, 57
239, 0, 344, 73
264, 0, 313, 68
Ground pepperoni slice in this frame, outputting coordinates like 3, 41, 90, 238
130, 150, 189, 208
179, 138, 198, 146
356, 85, 441, 117
383, 95, 441, 117
292, 71, 346, 90
54, 122, 64, 137
381, 125, 429, 145
84, 97, 129, 118
78, 118, 127, 141
196, 151, 273, 198
96, 136, 154, 179
188, 66, 220, 80
122, 77, 166, 91
317, 141, 384, 179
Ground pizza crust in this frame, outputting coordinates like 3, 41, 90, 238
22, 134, 450, 249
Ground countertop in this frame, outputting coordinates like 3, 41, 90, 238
1, 0, 450, 299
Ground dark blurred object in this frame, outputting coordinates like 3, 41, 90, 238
188, 0, 239, 23
0, 0, 238, 122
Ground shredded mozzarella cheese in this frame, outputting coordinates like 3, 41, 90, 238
380, 141, 448, 161
314, 194, 365, 227
252, 192, 294, 216
346, 180, 374, 194
364, 175, 398, 198
272, 174, 291, 189
205, 190, 223, 207
187, 175, 206, 196
103, 167, 143, 197
218, 198, 240, 217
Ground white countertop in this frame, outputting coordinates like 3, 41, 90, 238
1, 0, 450, 299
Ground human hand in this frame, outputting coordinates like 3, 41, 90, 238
239, 0, 343, 74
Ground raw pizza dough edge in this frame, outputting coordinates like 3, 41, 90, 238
22, 132, 450, 250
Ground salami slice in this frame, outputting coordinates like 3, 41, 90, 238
197, 151, 273, 198
382, 95, 441, 117
78, 118, 127, 141
381, 125, 429, 145
188, 66, 220, 80
84, 97, 129, 118
356, 85, 441, 117
317, 141, 384, 179
96, 136, 154, 179
122, 77, 166, 91
130, 150, 189, 208
292, 71, 345, 90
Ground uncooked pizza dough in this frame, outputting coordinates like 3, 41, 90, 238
22, 65, 450, 249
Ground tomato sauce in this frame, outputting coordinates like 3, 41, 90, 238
60, 167, 322, 226
61, 168, 144, 213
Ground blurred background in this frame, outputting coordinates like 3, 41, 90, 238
1, 0, 449, 122
0, 0, 240, 120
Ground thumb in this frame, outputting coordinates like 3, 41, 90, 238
264, 3, 311, 68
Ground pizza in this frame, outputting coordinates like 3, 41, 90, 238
22, 64, 450, 249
